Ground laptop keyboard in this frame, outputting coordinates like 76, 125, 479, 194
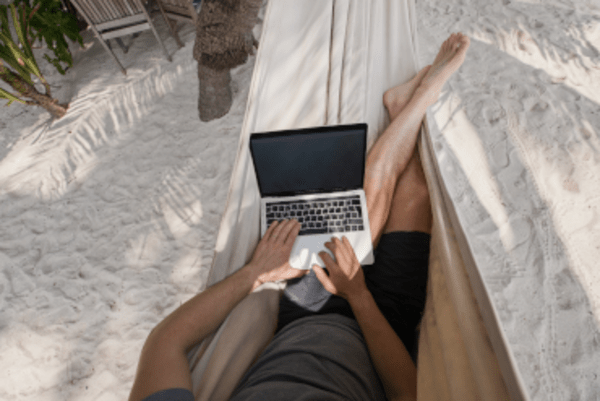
266, 195, 365, 236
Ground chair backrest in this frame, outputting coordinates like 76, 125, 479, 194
73, 0, 144, 25
156, 0, 197, 24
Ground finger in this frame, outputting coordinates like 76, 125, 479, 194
332, 237, 351, 267
324, 241, 336, 255
270, 219, 289, 241
324, 238, 341, 256
281, 219, 301, 244
341, 236, 358, 261
283, 267, 310, 280
313, 265, 334, 293
319, 251, 339, 273
264, 220, 279, 238
324, 240, 348, 268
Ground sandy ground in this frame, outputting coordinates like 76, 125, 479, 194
0, 0, 599, 400
417, 0, 600, 399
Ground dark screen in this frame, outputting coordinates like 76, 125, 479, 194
250, 126, 366, 197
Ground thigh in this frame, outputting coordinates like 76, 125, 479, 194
382, 149, 432, 236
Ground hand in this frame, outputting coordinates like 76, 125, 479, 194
313, 236, 368, 301
247, 219, 308, 291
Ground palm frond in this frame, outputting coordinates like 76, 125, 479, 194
9, 3, 42, 80
0, 38, 35, 85
0, 86, 26, 105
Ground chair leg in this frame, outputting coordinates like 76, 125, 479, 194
98, 36, 128, 74
135, 0, 172, 62
115, 37, 129, 53
155, 0, 184, 48
68, 0, 127, 74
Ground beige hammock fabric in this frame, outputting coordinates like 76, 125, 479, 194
187, 1, 526, 400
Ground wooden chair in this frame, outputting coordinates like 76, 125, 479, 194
70, 0, 181, 74
155, 0, 198, 49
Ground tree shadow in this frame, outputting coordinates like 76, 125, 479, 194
0, 14, 256, 401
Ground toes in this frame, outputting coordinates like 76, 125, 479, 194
461, 35, 471, 47
457, 35, 470, 53
445, 33, 460, 50
443, 37, 452, 51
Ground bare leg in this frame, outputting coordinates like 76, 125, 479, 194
382, 150, 432, 235
366, 32, 470, 246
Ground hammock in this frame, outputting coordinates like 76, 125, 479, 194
187, 1, 527, 399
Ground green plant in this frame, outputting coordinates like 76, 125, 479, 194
14, 0, 83, 74
0, 0, 83, 118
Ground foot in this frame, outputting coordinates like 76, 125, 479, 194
383, 65, 431, 120
418, 32, 470, 104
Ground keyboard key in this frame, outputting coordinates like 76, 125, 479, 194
301, 228, 328, 235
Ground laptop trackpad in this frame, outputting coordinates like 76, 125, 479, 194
288, 234, 373, 270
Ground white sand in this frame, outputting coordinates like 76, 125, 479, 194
0, 1, 599, 400
418, 0, 600, 398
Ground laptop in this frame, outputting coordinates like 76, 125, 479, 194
249, 123, 375, 270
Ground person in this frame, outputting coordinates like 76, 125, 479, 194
128, 32, 470, 401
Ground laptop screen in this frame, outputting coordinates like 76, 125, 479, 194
250, 124, 367, 197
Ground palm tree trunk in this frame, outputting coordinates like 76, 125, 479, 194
198, 64, 232, 121
0, 63, 67, 119
194, 0, 261, 122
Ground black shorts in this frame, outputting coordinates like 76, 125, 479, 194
276, 231, 431, 363
141, 388, 194, 401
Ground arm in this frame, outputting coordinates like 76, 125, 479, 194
129, 219, 306, 401
313, 237, 417, 401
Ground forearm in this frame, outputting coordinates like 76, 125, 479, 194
149, 265, 259, 352
130, 220, 303, 401
348, 289, 417, 401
